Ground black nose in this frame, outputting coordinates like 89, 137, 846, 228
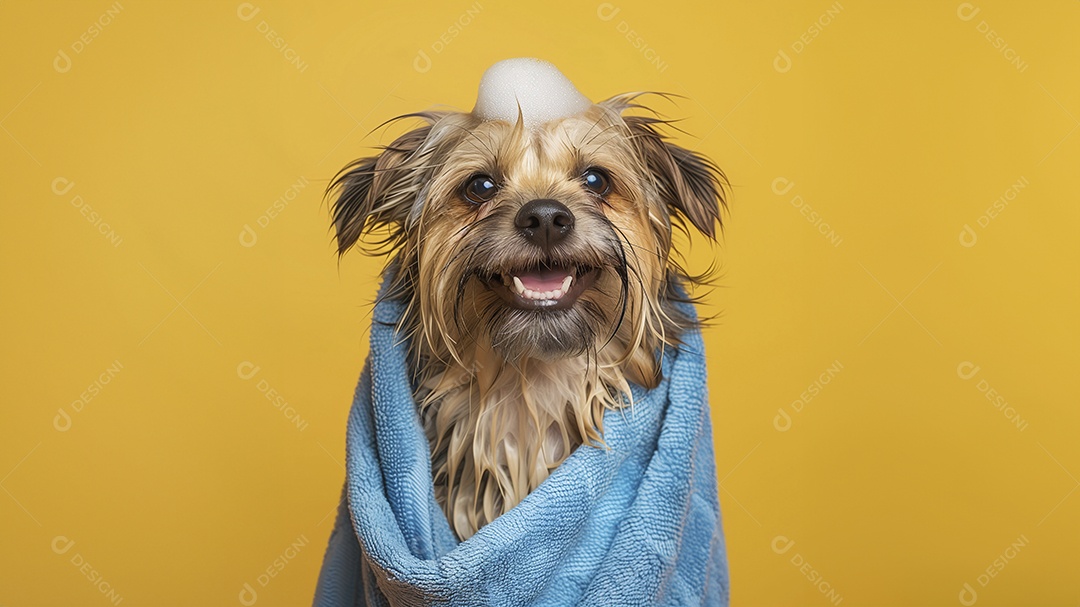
514, 199, 574, 250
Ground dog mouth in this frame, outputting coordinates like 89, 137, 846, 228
483, 264, 601, 310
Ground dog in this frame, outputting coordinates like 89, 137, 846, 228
328, 59, 726, 540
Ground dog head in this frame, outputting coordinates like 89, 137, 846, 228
329, 60, 726, 389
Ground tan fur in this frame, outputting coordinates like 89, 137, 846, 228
330, 95, 726, 540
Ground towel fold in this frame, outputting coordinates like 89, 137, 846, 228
314, 279, 728, 606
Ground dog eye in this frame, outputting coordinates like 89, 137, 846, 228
463, 175, 499, 204
582, 168, 611, 196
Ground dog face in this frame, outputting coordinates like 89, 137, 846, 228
331, 97, 725, 386
330, 89, 727, 538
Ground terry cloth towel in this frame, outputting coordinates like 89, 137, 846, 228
314, 282, 729, 606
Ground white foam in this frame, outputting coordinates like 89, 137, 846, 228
472, 58, 593, 128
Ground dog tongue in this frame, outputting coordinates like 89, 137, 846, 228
473, 58, 593, 129
517, 268, 568, 292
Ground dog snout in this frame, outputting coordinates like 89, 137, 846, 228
514, 199, 575, 251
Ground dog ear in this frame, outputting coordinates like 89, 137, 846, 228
626, 115, 726, 239
329, 123, 433, 255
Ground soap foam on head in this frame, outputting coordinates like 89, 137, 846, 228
473, 58, 593, 129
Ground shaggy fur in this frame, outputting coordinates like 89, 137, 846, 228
329, 94, 726, 539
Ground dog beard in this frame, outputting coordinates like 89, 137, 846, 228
451, 229, 630, 362
482, 302, 601, 360
329, 97, 726, 539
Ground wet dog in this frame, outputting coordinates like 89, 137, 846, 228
329, 59, 726, 539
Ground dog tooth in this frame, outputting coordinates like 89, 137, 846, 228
561, 275, 572, 292
551, 289, 562, 299
543, 291, 553, 299
512, 276, 525, 295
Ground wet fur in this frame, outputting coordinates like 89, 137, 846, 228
330, 95, 726, 539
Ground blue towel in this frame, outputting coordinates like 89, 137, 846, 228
314, 280, 729, 606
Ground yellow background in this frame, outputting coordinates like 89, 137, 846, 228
2, 1, 1077, 605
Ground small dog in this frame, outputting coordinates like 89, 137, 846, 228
329, 60, 726, 539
